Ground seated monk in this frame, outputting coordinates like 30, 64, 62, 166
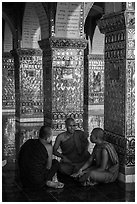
72, 128, 119, 186
18, 126, 64, 189
53, 117, 90, 176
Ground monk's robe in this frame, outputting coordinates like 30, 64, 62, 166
80, 141, 119, 184
60, 130, 90, 174
18, 139, 49, 188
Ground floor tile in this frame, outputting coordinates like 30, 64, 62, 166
2, 162, 135, 202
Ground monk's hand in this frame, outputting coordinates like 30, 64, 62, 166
71, 169, 83, 178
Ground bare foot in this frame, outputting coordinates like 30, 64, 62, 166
46, 181, 64, 189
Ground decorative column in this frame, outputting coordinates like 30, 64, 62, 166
98, 2, 135, 188
83, 47, 89, 135
39, 38, 87, 136
2, 52, 15, 112
38, 39, 53, 126
11, 48, 44, 158
2, 52, 16, 162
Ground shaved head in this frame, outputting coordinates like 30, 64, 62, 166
91, 128, 104, 140
65, 117, 75, 126
39, 126, 52, 140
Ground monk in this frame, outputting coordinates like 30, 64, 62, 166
72, 128, 119, 186
53, 117, 90, 176
18, 126, 64, 189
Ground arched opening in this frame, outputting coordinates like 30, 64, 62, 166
21, 2, 41, 49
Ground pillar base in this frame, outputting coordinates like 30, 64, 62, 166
118, 173, 135, 191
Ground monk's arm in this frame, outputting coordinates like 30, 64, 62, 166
80, 153, 94, 172
53, 135, 72, 163
71, 153, 95, 177
53, 135, 64, 159
46, 145, 53, 169
96, 149, 109, 171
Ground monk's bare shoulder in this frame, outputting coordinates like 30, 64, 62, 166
56, 132, 66, 142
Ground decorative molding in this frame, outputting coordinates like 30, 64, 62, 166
105, 30, 126, 61
80, 2, 84, 38
39, 37, 88, 50
11, 48, 42, 56
88, 54, 104, 61
2, 52, 13, 58
50, 37, 87, 49
118, 173, 135, 184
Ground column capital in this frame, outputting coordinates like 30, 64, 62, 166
2, 52, 13, 58
39, 37, 88, 50
50, 37, 87, 49
98, 8, 135, 34
98, 12, 126, 34
10, 48, 42, 56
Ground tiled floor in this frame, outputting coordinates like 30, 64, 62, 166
2, 161, 135, 202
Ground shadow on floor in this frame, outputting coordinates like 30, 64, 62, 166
2, 161, 135, 202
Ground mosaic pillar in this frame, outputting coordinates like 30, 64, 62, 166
2, 52, 15, 113
39, 38, 87, 135
2, 52, 16, 162
83, 47, 89, 135
11, 48, 44, 159
38, 39, 53, 126
11, 48, 43, 121
98, 3, 135, 187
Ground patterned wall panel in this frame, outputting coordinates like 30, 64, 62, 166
88, 115, 104, 134
125, 26, 135, 138
14, 49, 43, 119
2, 53, 15, 110
2, 113, 43, 161
126, 60, 135, 137
104, 30, 126, 136
104, 131, 126, 172
105, 130, 135, 170
15, 121, 43, 149
88, 54, 104, 105
125, 8, 135, 168
98, 8, 135, 170
52, 48, 84, 130
2, 114, 15, 161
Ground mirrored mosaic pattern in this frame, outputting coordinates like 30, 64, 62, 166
19, 55, 43, 116
2, 55, 15, 110
52, 48, 83, 113
89, 55, 104, 105
2, 114, 15, 160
